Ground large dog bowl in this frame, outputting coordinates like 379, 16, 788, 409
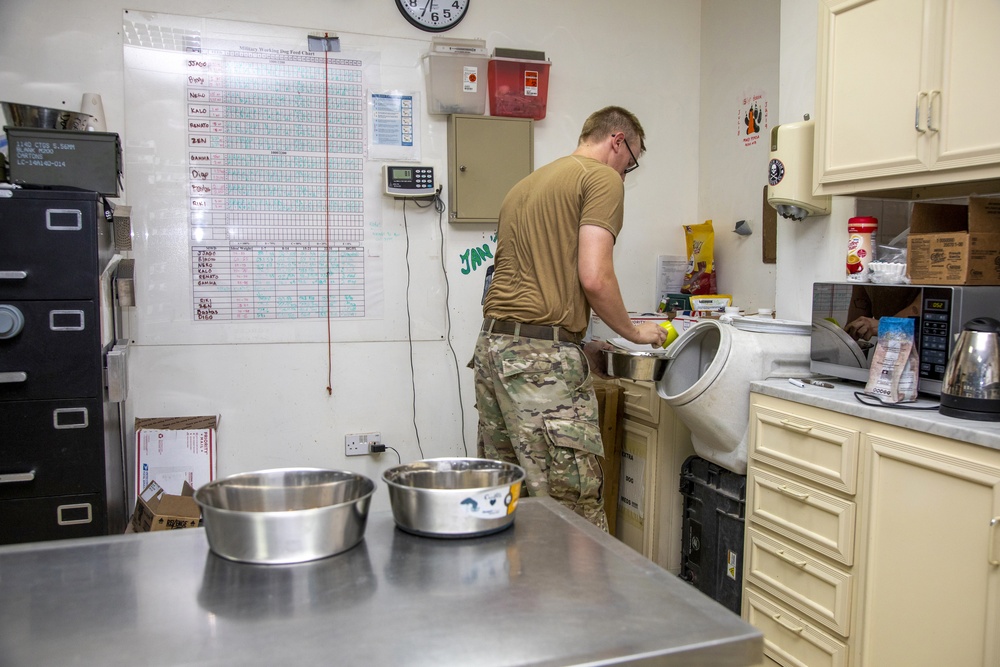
1, 102, 96, 130
194, 468, 375, 564
605, 348, 669, 382
382, 458, 525, 538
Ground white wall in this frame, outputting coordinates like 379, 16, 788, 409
775, 0, 851, 321
0, 0, 704, 513
698, 0, 780, 313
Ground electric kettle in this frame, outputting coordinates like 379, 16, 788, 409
939, 317, 1000, 421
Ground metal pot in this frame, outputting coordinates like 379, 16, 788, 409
194, 468, 375, 564
604, 348, 668, 382
1, 101, 96, 131
382, 458, 525, 538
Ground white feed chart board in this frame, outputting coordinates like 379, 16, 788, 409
121, 11, 447, 345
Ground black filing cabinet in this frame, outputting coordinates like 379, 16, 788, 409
0, 189, 125, 544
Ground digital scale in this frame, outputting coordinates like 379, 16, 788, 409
383, 164, 437, 198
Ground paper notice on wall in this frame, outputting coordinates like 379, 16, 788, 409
656, 254, 688, 303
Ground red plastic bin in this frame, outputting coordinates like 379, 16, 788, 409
488, 56, 551, 120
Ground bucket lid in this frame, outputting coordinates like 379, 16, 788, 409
731, 317, 811, 335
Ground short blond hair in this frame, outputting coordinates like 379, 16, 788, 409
578, 106, 646, 153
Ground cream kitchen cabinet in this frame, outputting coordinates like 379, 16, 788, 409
744, 392, 1000, 667
616, 379, 694, 572
814, 0, 1000, 196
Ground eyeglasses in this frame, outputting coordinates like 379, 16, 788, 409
622, 136, 640, 174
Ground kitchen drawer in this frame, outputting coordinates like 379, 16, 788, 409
748, 467, 856, 566
0, 492, 105, 544
0, 194, 104, 301
744, 586, 848, 667
745, 527, 853, 637
0, 397, 106, 499
750, 398, 860, 495
0, 300, 102, 400
619, 379, 660, 424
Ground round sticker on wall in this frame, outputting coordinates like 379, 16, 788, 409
768, 158, 785, 186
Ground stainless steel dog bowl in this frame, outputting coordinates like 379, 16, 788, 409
194, 468, 375, 564
1, 102, 96, 130
382, 458, 526, 538
605, 348, 669, 382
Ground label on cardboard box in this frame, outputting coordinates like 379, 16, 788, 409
135, 416, 218, 499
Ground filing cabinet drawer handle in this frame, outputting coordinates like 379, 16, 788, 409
771, 612, 804, 634
990, 517, 1000, 567
0, 472, 35, 484
775, 549, 808, 568
0, 271, 27, 280
777, 484, 810, 501
0, 371, 28, 384
777, 419, 813, 434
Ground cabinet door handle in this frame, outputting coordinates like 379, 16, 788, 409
771, 612, 805, 633
0, 271, 27, 280
775, 549, 809, 568
914, 91, 928, 133
0, 472, 35, 484
927, 90, 941, 132
778, 419, 812, 434
990, 517, 1000, 567
777, 484, 810, 501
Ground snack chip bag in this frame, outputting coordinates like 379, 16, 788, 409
682, 220, 717, 295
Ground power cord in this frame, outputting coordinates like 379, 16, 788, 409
401, 188, 470, 457
368, 442, 402, 465
853, 391, 940, 410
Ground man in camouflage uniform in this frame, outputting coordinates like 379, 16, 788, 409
473, 107, 667, 530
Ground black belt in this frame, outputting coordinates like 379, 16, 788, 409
482, 318, 582, 344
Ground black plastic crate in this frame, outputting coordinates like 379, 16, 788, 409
679, 455, 746, 615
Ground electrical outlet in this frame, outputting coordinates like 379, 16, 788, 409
345, 432, 381, 456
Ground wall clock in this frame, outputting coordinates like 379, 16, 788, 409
395, 0, 470, 32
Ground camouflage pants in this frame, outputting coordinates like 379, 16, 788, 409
472, 330, 608, 531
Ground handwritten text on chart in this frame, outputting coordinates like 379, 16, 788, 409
185, 46, 370, 321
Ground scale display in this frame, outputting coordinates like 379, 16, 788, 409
383, 164, 436, 198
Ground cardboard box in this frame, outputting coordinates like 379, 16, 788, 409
135, 415, 218, 500
589, 312, 671, 341
131, 480, 201, 532
907, 197, 1000, 285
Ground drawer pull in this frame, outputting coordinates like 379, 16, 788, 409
623, 392, 643, 399
0, 371, 28, 384
777, 484, 810, 501
0, 271, 27, 280
775, 549, 808, 568
778, 418, 813, 434
771, 612, 804, 634
990, 517, 1000, 567
0, 472, 35, 484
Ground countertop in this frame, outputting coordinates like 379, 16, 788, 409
750, 378, 1000, 451
0, 497, 761, 667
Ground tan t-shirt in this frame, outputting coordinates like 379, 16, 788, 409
484, 155, 624, 335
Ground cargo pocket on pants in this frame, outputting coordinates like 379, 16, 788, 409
541, 417, 604, 513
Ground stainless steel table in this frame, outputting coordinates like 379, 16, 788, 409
0, 497, 761, 666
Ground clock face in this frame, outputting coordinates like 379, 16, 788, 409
395, 0, 469, 32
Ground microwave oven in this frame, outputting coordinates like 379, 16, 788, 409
810, 282, 1000, 395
